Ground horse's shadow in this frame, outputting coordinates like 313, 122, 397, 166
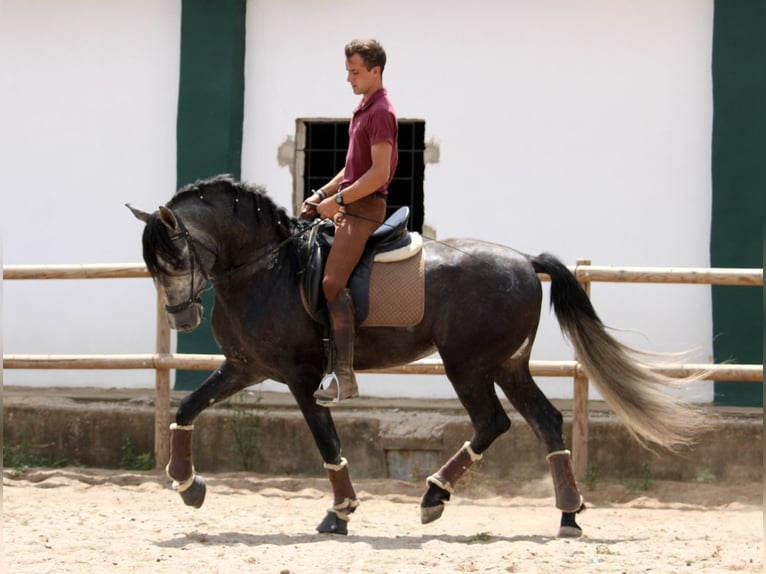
155, 531, 635, 550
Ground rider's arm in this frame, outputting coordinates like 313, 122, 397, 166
332, 141, 392, 205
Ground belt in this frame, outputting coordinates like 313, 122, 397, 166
337, 184, 386, 200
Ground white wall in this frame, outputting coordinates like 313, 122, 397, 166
242, 0, 715, 400
1, 0, 181, 386
1, 0, 715, 401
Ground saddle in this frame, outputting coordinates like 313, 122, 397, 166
301, 206, 424, 327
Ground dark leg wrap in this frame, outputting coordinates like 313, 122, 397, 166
166, 423, 206, 509
546, 450, 585, 513
316, 457, 359, 535
421, 441, 482, 524
546, 450, 585, 537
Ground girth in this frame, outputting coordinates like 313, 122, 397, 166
301, 206, 415, 326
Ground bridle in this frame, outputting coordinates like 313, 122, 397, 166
163, 214, 215, 315
161, 211, 321, 315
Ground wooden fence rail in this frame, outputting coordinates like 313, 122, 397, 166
4, 262, 763, 477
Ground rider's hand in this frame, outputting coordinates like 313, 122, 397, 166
300, 194, 321, 220
317, 196, 341, 220
300, 201, 317, 220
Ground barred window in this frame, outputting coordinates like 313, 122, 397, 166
295, 119, 425, 233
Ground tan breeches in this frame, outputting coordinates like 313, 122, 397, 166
322, 194, 386, 304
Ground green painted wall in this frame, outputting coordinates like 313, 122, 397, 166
710, 0, 764, 406
175, 0, 247, 389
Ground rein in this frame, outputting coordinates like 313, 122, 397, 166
212, 218, 322, 282
163, 198, 467, 317
163, 213, 320, 314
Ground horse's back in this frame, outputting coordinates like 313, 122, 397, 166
424, 238, 538, 293
421, 238, 542, 353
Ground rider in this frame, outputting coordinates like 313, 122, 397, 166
301, 39, 399, 406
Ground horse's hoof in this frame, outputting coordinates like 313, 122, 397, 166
179, 475, 207, 509
420, 503, 445, 524
316, 511, 348, 535
557, 525, 583, 538
558, 509, 583, 538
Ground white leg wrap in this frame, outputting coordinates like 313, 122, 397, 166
332, 497, 361, 521
545, 449, 571, 461
169, 423, 194, 431
426, 474, 454, 493
463, 441, 483, 462
323, 457, 348, 472
172, 471, 196, 493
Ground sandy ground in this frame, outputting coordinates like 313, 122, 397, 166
3, 467, 762, 574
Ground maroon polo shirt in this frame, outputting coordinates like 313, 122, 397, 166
341, 87, 398, 195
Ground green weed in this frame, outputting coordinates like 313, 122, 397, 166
465, 531, 494, 544
3, 441, 65, 472
625, 462, 654, 491
119, 435, 154, 471
228, 394, 264, 471
582, 462, 598, 490
695, 469, 717, 484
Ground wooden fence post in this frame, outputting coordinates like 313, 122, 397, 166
572, 258, 591, 480
154, 290, 171, 470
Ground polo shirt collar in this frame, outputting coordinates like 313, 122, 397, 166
355, 87, 387, 113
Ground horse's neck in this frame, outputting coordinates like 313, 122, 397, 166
186, 206, 295, 281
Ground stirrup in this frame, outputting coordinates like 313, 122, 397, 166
313, 372, 358, 407
314, 372, 342, 407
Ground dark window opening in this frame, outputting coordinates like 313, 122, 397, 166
300, 119, 425, 233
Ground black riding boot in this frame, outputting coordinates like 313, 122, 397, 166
314, 289, 359, 406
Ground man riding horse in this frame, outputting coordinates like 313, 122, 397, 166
300, 39, 399, 407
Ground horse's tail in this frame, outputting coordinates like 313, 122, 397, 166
530, 252, 708, 451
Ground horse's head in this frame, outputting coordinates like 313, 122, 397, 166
129, 175, 303, 331
127, 203, 211, 332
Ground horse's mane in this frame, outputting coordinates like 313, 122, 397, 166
142, 175, 301, 277
141, 212, 181, 278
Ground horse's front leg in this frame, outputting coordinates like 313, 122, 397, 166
288, 378, 359, 535
167, 360, 260, 509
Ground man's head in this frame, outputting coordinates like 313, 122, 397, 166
344, 39, 387, 73
345, 39, 387, 99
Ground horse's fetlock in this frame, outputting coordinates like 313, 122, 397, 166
422, 482, 451, 507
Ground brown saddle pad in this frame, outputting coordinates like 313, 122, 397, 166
361, 248, 425, 328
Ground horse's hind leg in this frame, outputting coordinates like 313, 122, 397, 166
495, 362, 585, 537
421, 370, 511, 524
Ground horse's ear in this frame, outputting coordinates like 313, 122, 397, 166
158, 206, 180, 233
126, 203, 152, 223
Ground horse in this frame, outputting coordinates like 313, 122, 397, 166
128, 174, 706, 538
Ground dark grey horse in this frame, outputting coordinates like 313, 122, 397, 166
128, 175, 705, 538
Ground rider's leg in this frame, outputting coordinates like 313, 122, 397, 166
315, 194, 385, 406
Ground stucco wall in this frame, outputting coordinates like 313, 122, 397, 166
2, 0, 715, 401
1, 0, 181, 386
241, 0, 715, 400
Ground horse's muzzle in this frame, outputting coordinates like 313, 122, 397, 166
167, 303, 203, 332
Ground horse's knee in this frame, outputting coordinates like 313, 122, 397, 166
473, 413, 511, 452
